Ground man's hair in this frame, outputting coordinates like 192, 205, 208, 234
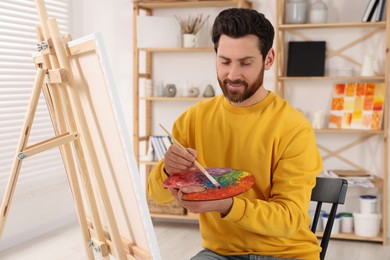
212, 8, 274, 60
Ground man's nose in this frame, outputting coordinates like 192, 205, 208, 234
227, 64, 241, 81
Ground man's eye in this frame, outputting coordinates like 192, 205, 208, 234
241, 62, 251, 66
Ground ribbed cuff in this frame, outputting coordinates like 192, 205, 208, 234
222, 197, 245, 222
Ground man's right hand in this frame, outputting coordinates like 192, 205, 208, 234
163, 144, 198, 175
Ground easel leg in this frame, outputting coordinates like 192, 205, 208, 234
35, 26, 95, 259
0, 69, 46, 237
47, 18, 127, 260
36, 2, 112, 257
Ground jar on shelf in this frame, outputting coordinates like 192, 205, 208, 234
309, 0, 328, 24
285, 0, 308, 24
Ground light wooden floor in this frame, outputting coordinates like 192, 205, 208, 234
0, 220, 389, 260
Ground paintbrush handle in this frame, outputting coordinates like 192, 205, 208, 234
193, 161, 221, 188
159, 124, 221, 188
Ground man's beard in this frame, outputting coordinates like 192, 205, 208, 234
218, 68, 265, 103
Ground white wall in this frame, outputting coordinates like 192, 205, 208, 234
71, 0, 134, 135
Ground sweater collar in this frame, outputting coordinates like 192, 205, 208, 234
222, 91, 276, 115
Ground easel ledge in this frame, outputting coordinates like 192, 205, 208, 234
87, 220, 151, 260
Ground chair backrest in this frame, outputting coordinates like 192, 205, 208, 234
310, 177, 348, 260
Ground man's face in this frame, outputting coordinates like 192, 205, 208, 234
216, 34, 266, 106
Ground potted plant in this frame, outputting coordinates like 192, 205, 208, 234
175, 14, 209, 48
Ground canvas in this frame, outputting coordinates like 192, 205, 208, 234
0, 18, 161, 257
62, 33, 161, 259
328, 82, 384, 130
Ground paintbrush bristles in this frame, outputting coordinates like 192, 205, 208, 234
159, 124, 221, 189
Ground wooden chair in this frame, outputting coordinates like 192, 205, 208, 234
310, 177, 348, 260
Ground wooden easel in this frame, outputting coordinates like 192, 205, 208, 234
0, 1, 156, 259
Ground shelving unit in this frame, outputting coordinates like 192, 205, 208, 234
132, 0, 251, 220
275, 0, 389, 244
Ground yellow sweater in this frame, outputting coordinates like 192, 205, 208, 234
148, 92, 322, 259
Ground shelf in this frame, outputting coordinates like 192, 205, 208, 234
137, 0, 249, 9
315, 231, 384, 243
275, 0, 389, 245
278, 76, 385, 81
371, 175, 383, 189
278, 21, 386, 30
139, 96, 209, 101
314, 129, 384, 134
138, 47, 214, 52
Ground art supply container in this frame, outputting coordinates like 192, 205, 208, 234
339, 212, 354, 233
183, 34, 196, 48
322, 213, 341, 234
361, 54, 378, 76
309, 0, 328, 23
309, 210, 325, 232
353, 213, 381, 237
285, 0, 308, 24
360, 195, 377, 214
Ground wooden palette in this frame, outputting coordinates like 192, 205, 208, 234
163, 168, 255, 201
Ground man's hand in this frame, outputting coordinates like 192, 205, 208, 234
168, 187, 233, 216
164, 144, 198, 175
164, 144, 233, 215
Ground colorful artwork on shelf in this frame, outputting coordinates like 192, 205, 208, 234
328, 82, 385, 130
163, 168, 255, 201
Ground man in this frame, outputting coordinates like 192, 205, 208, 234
148, 8, 322, 259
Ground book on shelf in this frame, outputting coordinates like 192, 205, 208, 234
149, 135, 173, 161
161, 136, 173, 151
362, 0, 379, 22
149, 136, 163, 161
328, 82, 385, 130
156, 136, 167, 154
374, 0, 386, 21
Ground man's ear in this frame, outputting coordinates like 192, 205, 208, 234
264, 48, 275, 70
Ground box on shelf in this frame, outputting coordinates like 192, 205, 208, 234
353, 213, 382, 237
287, 41, 326, 76
137, 16, 181, 48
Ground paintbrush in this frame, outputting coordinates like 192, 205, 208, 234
159, 124, 222, 189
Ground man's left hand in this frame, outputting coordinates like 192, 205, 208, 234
168, 187, 233, 216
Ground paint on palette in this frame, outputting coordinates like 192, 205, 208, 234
163, 168, 255, 201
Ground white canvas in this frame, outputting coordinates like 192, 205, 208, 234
65, 33, 161, 259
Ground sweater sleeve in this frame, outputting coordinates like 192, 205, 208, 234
222, 123, 322, 237
147, 160, 175, 204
